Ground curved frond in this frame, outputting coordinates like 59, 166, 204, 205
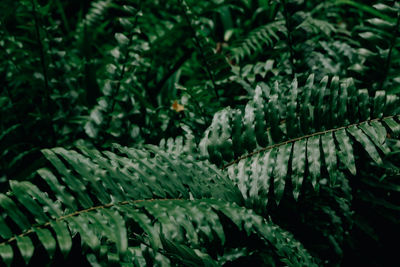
229, 20, 286, 62
200, 74, 400, 203
0, 147, 316, 266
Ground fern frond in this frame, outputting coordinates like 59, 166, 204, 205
344, 1, 400, 91
84, 3, 147, 141
75, 0, 113, 41
229, 20, 286, 63
296, 14, 337, 36
178, 0, 232, 97
0, 147, 316, 266
200, 74, 400, 204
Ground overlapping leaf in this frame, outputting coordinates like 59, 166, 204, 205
0, 147, 315, 266
201, 74, 400, 205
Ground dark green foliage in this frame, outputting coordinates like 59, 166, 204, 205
201, 75, 399, 198
0, 146, 314, 266
1, 0, 400, 266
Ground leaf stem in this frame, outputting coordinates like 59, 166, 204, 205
31, 0, 56, 146
222, 114, 399, 169
0, 198, 183, 246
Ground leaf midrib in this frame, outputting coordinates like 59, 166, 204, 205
0, 198, 183, 246
222, 114, 398, 169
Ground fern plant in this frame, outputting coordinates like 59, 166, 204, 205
2, 0, 400, 266
0, 145, 315, 266
199, 74, 400, 264
1, 74, 400, 265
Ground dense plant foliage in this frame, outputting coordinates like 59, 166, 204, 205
1, 0, 400, 266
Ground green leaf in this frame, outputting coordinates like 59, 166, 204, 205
250, 149, 275, 208
359, 123, 390, 154
0, 216, 12, 239
286, 78, 299, 137
16, 236, 34, 265
373, 3, 398, 13
115, 33, 129, 46
122, 4, 137, 14
347, 126, 383, 165
357, 89, 370, 121
53, 148, 111, 204
300, 74, 314, 134
0, 244, 13, 267
373, 91, 385, 118
321, 133, 337, 185
51, 221, 72, 258
334, 129, 356, 175
41, 149, 93, 209
291, 139, 306, 200
335, 0, 396, 23
102, 210, 127, 257
77, 147, 126, 201
273, 144, 291, 204
314, 76, 328, 131
84, 146, 149, 200
337, 79, 349, 126
346, 79, 358, 123
253, 86, 268, 146
370, 121, 387, 145
35, 228, 56, 259
234, 159, 251, 202
261, 149, 276, 204
68, 215, 100, 252
119, 206, 161, 250
21, 181, 63, 218
307, 136, 321, 189
247, 155, 262, 202
329, 76, 340, 128
366, 18, 395, 30
243, 105, 257, 152
383, 117, 400, 137
119, 18, 133, 29
0, 194, 30, 231
10, 181, 48, 224
384, 96, 400, 116
268, 88, 283, 142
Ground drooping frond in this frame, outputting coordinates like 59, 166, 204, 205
43, 145, 242, 203
200, 74, 400, 204
0, 146, 316, 266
